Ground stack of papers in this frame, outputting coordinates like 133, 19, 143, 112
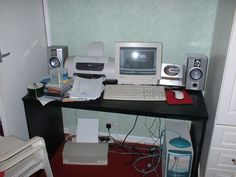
69, 77, 105, 100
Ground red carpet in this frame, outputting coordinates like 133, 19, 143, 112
41, 141, 162, 177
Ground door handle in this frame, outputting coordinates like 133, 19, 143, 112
0, 50, 10, 63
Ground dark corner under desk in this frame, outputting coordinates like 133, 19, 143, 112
22, 90, 208, 177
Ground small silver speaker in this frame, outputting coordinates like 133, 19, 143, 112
185, 54, 208, 90
47, 45, 68, 69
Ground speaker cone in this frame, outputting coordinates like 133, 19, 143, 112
189, 68, 203, 80
49, 57, 61, 68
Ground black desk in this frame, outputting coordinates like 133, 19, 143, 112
22, 90, 208, 177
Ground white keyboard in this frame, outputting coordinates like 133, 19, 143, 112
103, 84, 166, 101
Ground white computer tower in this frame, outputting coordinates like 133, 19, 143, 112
162, 121, 193, 177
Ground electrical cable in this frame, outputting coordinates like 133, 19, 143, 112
109, 151, 152, 156
152, 162, 159, 177
175, 157, 179, 177
107, 125, 150, 151
161, 128, 182, 137
107, 127, 111, 136
133, 146, 161, 174
110, 119, 183, 177
145, 117, 162, 145
110, 120, 184, 177
154, 118, 162, 145
133, 152, 161, 176
170, 157, 177, 176
106, 123, 111, 137
122, 115, 139, 146
145, 117, 158, 138
149, 118, 162, 146
107, 115, 163, 176
109, 132, 162, 177
110, 126, 153, 149
143, 163, 159, 177
113, 139, 150, 151
106, 126, 151, 154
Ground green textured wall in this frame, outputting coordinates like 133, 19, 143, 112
48, 0, 218, 64
47, 0, 218, 139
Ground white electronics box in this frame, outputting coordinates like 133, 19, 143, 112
62, 142, 109, 165
159, 63, 185, 87
65, 56, 115, 80
162, 121, 193, 177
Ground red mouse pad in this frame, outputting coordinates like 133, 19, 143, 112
166, 90, 193, 105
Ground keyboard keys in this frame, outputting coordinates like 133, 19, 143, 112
103, 85, 166, 101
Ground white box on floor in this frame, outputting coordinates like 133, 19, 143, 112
62, 142, 109, 165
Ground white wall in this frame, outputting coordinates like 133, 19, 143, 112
0, 0, 48, 139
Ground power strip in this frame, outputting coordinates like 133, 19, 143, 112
98, 136, 111, 143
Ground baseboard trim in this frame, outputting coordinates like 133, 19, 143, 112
99, 132, 161, 145
64, 128, 161, 146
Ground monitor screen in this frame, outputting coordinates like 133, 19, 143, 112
120, 47, 157, 75
115, 42, 162, 85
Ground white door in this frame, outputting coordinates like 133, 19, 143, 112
216, 10, 236, 126
0, 0, 48, 139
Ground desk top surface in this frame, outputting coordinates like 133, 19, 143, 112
23, 90, 208, 121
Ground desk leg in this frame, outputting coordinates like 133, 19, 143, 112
23, 99, 64, 159
190, 119, 207, 177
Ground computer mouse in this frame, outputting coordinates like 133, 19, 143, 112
173, 90, 184, 99
169, 137, 191, 148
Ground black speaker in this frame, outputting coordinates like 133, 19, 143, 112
47, 45, 68, 69
185, 54, 208, 90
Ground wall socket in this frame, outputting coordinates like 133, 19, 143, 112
106, 120, 119, 134
106, 120, 119, 128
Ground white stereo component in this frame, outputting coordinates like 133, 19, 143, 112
159, 63, 185, 87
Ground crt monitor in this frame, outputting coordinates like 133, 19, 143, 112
115, 42, 162, 85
